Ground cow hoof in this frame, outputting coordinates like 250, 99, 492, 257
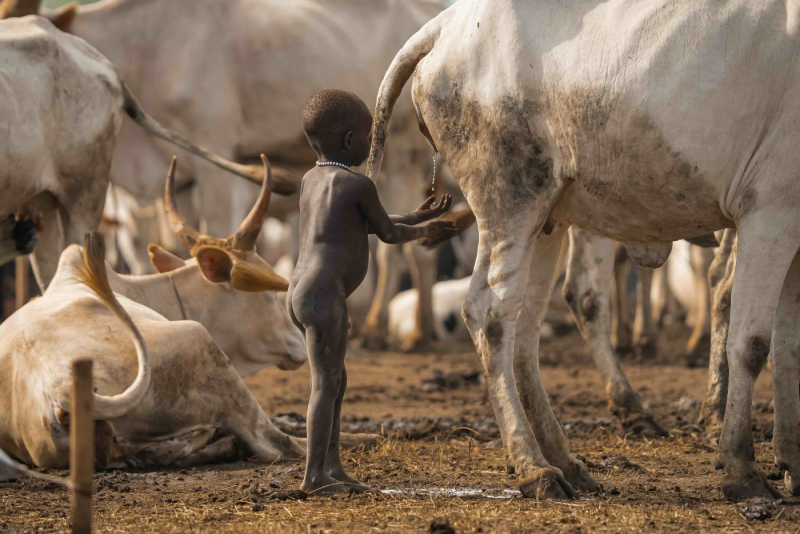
620, 412, 668, 438
518, 465, 577, 500
785, 469, 800, 497
721, 464, 782, 502
13, 219, 37, 255
561, 457, 601, 494
399, 331, 431, 353
634, 338, 657, 360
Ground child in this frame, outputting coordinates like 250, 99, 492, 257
288, 89, 456, 494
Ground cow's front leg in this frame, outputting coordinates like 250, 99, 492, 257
771, 251, 800, 496
29, 208, 63, 291
563, 228, 666, 436
400, 241, 437, 352
632, 266, 657, 358
513, 226, 599, 493
463, 218, 575, 500
716, 217, 797, 502
610, 246, 633, 354
360, 241, 404, 350
685, 246, 714, 366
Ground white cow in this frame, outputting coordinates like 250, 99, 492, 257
0, 160, 373, 470
13, 0, 449, 351
369, 0, 800, 501
0, 15, 276, 291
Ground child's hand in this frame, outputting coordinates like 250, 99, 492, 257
422, 219, 458, 244
413, 194, 453, 223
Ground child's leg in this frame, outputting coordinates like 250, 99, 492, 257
325, 367, 368, 492
300, 302, 349, 495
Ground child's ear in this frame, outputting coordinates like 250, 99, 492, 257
148, 245, 184, 273
194, 246, 234, 283
344, 131, 353, 151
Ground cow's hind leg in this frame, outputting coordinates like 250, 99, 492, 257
771, 250, 800, 496
463, 217, 575, 500
699, 229, 736, 442
716, 216, 798, 501
514, 226, 599, 493
563, 228, 666, 436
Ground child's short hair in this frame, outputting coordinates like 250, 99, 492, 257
302, 89, 372, 153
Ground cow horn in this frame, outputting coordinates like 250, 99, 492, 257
0, 0, 42, 18
231, 154, 272, 251
164, 156, 203, 249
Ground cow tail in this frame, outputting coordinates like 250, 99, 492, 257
366, 9, 452, 181
73, 231, 151, 420
120, 81, 297, 195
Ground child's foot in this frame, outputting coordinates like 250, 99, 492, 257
301, 474, 350, 496
328, 469, 369, 494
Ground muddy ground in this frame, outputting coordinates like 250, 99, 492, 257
1, 323, 797, 533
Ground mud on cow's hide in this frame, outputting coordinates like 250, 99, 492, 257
417, 80, 556, 213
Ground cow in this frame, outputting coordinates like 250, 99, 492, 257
0, 159, 371, 471
368, 0, 800, 501
6, 0, 454, 352
0, 15, 285, 292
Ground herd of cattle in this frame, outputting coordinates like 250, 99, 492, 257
0, 0, 797, 505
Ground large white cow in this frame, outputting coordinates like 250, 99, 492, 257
369, 0, 800, 501
9, 0, 451, 351
0, 160, 378, 471
0, 15, 281, 292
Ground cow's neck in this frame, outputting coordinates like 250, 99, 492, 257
106, 267, 193, 322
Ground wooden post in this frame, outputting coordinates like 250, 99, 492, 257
70, 359, 93, 534
15, 256, 28, 310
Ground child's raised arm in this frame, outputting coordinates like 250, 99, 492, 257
357, 178, 456, 245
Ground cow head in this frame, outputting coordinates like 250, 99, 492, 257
152, 156, 306, 374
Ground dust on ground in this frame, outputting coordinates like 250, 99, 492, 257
1, 325, 795, 533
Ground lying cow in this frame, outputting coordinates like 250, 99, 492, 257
0, 15, 286, 291
0, 159, 371, 470
370, 0, 800, 502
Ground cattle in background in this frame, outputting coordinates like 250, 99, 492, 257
0, 15, 281, 291
9, 0, 452, 351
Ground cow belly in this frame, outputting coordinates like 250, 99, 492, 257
549, 106, 733, 242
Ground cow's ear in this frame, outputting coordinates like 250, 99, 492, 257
193, 246, 234, 283
45, 1, 78, 32
148, 245, 184, 273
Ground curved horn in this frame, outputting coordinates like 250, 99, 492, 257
232, 155, 272, 251
164, 156, 203, 249
0, 0, 41, 18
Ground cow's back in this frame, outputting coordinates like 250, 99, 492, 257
415, 0, 800, 241
70, 0, 442, 205
0, 16, 123, 215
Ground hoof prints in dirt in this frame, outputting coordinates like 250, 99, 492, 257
417, 370, 483, 393
735, 498, 800, 521
272, 413, 501, 441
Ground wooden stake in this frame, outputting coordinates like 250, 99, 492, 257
70, 359, 93, 534
15, 256, 28, 310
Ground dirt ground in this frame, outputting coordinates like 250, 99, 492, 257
1, 324, 798, 533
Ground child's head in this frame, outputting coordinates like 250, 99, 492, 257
302, 89, 373, 166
